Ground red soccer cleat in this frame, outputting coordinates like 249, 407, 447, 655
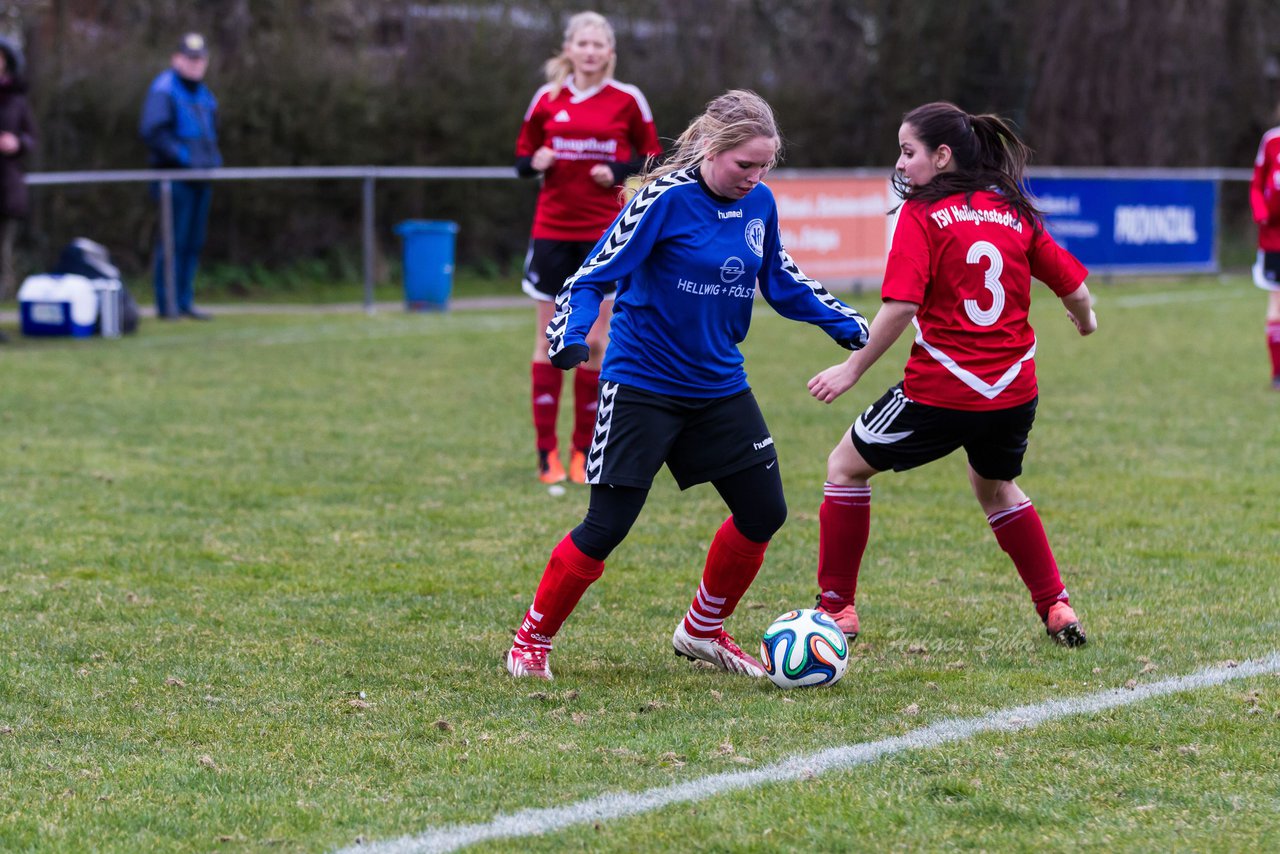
568, 448, 588, 484
538, 449, 567, 485
816, 595, 860, 642
1044, 601, 1087, 647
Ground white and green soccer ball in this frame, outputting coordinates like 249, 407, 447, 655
759, 608, 849, 689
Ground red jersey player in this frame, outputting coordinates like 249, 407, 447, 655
1249, 115, 1280, 389
807, 101, 1097, 648
515, 11, 662, 485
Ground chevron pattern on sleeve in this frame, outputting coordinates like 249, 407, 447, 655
777, 246, 871, 345
546, 170, 696, 357
777, 247, 864, 321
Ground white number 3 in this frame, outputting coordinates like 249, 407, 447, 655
964, 240, 1005, 326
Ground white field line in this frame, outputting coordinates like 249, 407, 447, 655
337, 653, 1280, 854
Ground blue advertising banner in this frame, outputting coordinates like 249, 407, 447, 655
1027, 177, 1218, 274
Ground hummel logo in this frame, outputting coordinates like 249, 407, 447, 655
554, 110, 571, 122
717, 209, 742, 219
753, 437, 774, 450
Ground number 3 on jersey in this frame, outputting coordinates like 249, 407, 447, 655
964, 240, 1005, 326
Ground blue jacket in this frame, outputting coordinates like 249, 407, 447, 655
139, 69, 222, 169
547, 167, 869, 397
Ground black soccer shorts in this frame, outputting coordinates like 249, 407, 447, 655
1253, 250, 1280, 292
582, 382, 778, 489
521, 238, 616, 301
850, 383, 1038, 482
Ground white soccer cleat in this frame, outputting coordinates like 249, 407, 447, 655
506, 645, 554, 680
672, 623, 765, 678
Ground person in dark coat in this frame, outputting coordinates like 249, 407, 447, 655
0, 35, 37, 301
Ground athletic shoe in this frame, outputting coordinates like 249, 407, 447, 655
1044, 601, 1087, 647
505, 645, 553, 680
815, 595, 860, 642
568, 449, 588, 484
538, 449, 567, 484
672, 623, 765, 678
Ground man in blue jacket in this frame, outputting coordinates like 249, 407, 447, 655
140, 32, 222, 320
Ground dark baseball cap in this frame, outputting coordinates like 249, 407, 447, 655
176, 32, 209, 58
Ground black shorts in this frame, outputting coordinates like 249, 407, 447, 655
521, 238, 617, 301
850, 383, 1037, 481
584, 382, 778, 489
1254, 250, 1280, 292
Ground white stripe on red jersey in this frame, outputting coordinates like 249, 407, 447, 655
881, 191, 1087, 410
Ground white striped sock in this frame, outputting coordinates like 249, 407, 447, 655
684, 582, 726, 638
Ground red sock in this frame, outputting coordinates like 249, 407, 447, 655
816, 483, 871, 607
531, 361, 563, 453
1267, 321, 1280, 380
514, 534, 605, 650
987, 500, 1068, 620
571, 367, 601, 452
682, 517, 769, 639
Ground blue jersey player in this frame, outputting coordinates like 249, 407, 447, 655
506, 90, 870, 681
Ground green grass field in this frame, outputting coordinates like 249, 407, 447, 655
0, 276, 1277, 852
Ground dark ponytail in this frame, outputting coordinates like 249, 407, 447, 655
892, 101, 1041, 224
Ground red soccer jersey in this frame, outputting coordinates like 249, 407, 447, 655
1251, 126, 1280, 252
516, 78, 662, 241
881, 191, 1088, 411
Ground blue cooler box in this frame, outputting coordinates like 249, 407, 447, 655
18, 274, 99, 337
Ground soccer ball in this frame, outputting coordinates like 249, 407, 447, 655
759, 608, 849, 689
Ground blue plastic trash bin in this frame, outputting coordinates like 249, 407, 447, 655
395, 220, 459, 311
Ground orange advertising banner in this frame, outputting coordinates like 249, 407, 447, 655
768, 174, 894, 286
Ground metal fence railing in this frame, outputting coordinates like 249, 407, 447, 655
25, 166, 516, 315
26, 166, 1256, 313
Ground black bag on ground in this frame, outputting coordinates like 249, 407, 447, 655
51, 238, 140, 334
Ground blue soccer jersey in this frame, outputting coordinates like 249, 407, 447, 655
546, 167, 868, 397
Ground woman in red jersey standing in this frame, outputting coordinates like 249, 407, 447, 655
1249, 115, 1280, 389
808, 101, 1097, 648
515, 11, 662, 484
